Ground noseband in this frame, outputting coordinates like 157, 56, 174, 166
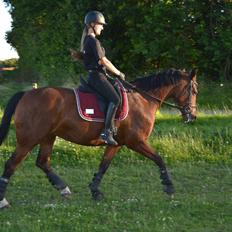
179, 80, 198, 122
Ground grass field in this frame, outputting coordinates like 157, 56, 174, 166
0, 79, 232, 231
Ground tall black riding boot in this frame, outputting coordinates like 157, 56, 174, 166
100, 102, 118, 146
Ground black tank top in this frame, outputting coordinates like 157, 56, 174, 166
83, 35, 105, 72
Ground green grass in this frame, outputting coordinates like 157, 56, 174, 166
0, 156, 231, 231
0, 113, 231, 231
0, 79, 232, 231
153, 113, 232, 164
197, 81, 232, 110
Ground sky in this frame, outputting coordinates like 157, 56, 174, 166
0, 0, 19, 60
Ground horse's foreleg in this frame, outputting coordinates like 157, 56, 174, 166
129, 141, 175, 195
89, 146, 120, 200
0, 145, 32, 208
36, 138, 71, 197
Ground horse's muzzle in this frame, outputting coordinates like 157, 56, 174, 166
183, 113, 197, 123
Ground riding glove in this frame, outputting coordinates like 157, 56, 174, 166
118, 72, 125, 81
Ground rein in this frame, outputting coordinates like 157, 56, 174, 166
118, 78, 182, 110
106, 72, 197, 115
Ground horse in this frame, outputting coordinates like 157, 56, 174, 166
0, 68, 198, 208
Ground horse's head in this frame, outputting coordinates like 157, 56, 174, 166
130, 68, 198, 123
173, 69, 198, 123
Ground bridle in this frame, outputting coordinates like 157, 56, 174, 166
118, 77, 198, 122
178, 80, 198, 122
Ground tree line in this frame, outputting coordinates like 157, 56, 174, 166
4, 0, 232, 83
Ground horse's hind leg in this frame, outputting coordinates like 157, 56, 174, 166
0, 144, 32, 208
36, 137, 71, 197
89, 146, 120, 201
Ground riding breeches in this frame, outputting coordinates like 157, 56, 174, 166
88, 71, 120, 107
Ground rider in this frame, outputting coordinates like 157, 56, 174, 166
80, 11, 125, 146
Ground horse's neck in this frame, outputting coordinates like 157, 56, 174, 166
129, 85, 175, 117
149, 85, 174, 104
142, 85, 174, 116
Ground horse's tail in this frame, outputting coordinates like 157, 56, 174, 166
0, 91, 25, 145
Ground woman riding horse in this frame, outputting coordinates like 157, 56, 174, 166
0, 67, 197, 208
77, 11, 126, 146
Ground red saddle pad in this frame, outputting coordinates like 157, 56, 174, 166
73, 81, 129, 122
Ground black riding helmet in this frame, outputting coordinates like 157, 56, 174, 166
84, 11, 107, 26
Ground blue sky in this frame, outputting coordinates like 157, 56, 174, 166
0, 0, 18, 60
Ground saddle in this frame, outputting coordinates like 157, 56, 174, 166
73, 77, 129, 122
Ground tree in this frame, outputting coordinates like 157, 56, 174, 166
4, 0, 232, 83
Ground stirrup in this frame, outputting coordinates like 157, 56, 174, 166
100, 130, 118, 146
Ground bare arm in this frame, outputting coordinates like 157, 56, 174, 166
99, 57, 121, 76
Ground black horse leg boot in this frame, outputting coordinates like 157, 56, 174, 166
100, 102, 118, 146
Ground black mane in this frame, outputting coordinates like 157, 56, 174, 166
131, 68, 186, 91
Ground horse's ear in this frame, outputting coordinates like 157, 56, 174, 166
189, 68, 198, 80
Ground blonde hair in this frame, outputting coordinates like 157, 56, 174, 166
80, 26, 88, 52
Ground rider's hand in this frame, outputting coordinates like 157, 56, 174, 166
118, 72, 125, 81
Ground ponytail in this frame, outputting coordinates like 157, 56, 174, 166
80, 26, 88, 52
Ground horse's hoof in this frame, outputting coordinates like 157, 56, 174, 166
0, 198, 10, 209
92, 190, 104, 201
60, 186, 72, 198
164, 184, 175, 195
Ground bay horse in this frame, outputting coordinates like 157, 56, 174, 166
0, 68, 198, 208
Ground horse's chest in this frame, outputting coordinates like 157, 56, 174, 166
131, 112, 154, 135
